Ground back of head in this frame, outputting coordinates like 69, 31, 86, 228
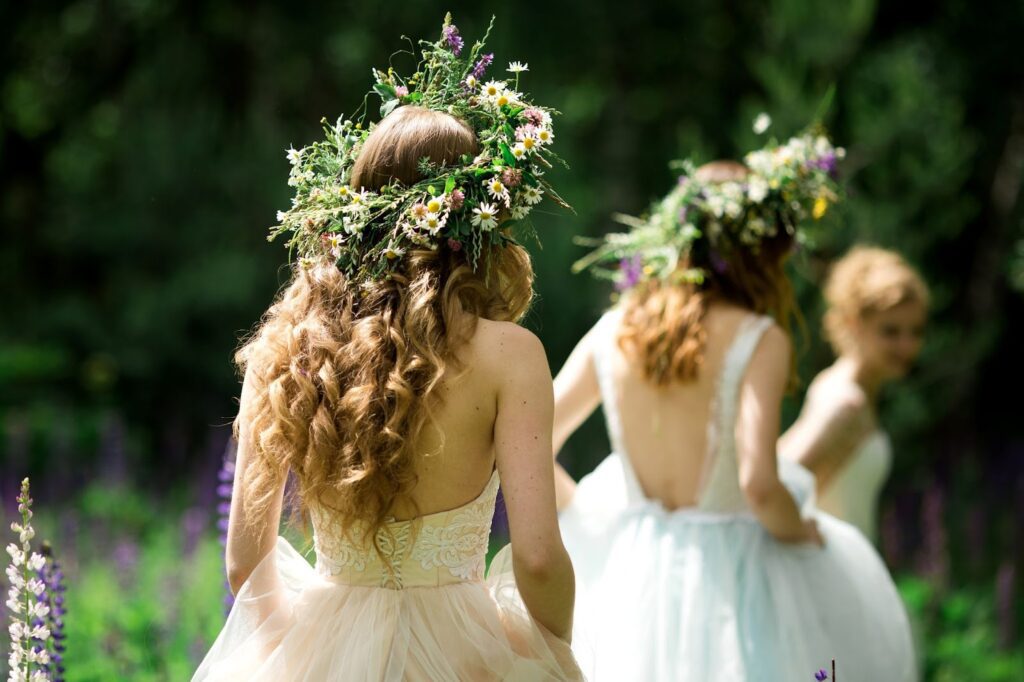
823, 246, 930, 355
237, 106, 533, 548
620, 160, 797, 386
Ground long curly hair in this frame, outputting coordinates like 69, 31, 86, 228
619, 160, 798, 386
235, 107, 533, 551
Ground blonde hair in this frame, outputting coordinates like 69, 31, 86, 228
823, 246, 930, 355
235, 107, 533, 553
619, 161, 798, 386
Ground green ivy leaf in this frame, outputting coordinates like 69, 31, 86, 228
498, 142, 515, 167
373, 83, 397, 101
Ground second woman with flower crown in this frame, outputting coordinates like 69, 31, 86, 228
552, 131, 917, 681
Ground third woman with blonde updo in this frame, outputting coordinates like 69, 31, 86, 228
780, 246, 929, 543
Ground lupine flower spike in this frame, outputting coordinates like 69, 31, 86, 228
36, 543, 66, 682
6, 478, 52, 682
218, 450, 236, 616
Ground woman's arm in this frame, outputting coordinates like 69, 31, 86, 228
550, 322, 603, 508
493, 325, 576, 640
778, 389, 871, 492
225, 371, 288, 595
735, 326, 822, 545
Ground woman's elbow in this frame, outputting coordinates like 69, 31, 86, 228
740, 469, 781, 509
226, 561, 253, 595
514, 543, 571, 581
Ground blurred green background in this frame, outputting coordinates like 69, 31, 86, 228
2, 1, 1023, 679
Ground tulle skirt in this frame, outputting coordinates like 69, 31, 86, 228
561, 453, 918, 682
192, 537, 582, 681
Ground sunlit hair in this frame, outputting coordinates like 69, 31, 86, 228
235, 107, 533, 553
823, 246, 930, 355
619, 160, 798, 386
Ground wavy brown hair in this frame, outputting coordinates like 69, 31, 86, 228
235, 106, 533, 552
619, 160, 798, 386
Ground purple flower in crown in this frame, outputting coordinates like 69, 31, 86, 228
470, 53, 493, 80
442, 24, 464, 56
814, 670, 828, 681
616, 255, 643, 291
809, 151, 838, 179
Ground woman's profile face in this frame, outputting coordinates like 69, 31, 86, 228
851, 300, 927, 380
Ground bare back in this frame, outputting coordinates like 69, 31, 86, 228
387, 317, 522, 520
600, 304, 757, 510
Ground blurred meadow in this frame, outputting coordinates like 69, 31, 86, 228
2, 1, 1023, 679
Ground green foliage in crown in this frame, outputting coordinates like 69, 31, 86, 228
268, 14, 569, 285
574, 115, 844, 292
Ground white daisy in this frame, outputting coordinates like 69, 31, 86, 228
507, 61, 529, 73
420, 211, 447, 235
752, 113, 771, 135
383, 243, 405, 260
481, 80, 506, 98
425, 197, 444, 214
336, 184, 351, 199
535, 127, 554, 145
350, 189, 370, 205
326, 233, 344, 251
521, 185, 544, 205
485, 177, 510, 204
521, 135, 538, 152
747, 176, 770, 203
472, 203, 499, 231
286, 146, 302, 165
510, 205, 531, 220
494, 91, 518, 108
511, 143, 528, 160
465, 75, 478, 89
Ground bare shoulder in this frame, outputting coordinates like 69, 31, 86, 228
811, 368, 870, 420
472, 319, 550, 381
749, 321, 792, 373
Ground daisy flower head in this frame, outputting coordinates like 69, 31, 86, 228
336, 184, 352, 199
464, 75, 478, 90
425, 197, 444, 214
521, 135, 538, 152
412, 202, 428, 219
472, 202, 499, 231
511, 143, 528, 160
326, 232, 344, 252
383, 243, 406, 260
510, 205, 531, 220
752, 113, 771, 135
421, 211, 447, 235
521, 185, 544, 205
482, 80, 506, 98
485, 177, 510, 204
507, 61, 529, 73
535, 127, 554, 145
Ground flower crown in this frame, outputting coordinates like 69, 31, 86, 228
574, 116, 843, 291
269, 15, 568, 284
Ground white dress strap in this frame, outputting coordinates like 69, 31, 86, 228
697, 315, 775, 511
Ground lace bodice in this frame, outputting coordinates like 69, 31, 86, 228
309, 471, 499, 589
592, 310, 775, 513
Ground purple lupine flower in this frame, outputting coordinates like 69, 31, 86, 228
218, 448, 237, 615
442, 25, 464, 56
996, 561, 1017, 648
470, 53, 493, 80
38, 542, 67, 682
814, 670, 828, 681
615, 255, 643, 291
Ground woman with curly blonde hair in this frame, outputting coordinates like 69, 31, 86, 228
194, 19, 580, 681
780, 246, 929, 543
551, 131, 917, 681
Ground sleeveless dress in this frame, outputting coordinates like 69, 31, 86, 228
193, 470, 583, 681
816, 430, 892, 543
559, 311, 917, 681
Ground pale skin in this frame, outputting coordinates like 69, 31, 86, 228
779, 301, 926, 491
552, 302, 821, 545
226, 317, 575, 641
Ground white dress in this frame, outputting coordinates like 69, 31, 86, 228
193, 471, 582, 681
817, 430, 892, 543
559, 311, 917, 681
